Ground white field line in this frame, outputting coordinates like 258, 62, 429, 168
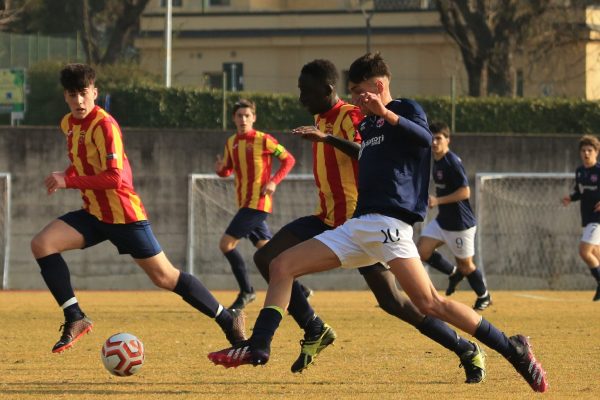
513, 293, 586, 302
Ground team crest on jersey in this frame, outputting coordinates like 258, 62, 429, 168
67, 130, 73, 137
78, 131, 86, 144
436, 170, 444, 180
376, 117, 385, 128
592, 174, 598, 183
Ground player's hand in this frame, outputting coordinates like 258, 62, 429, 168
214, 154, 224, 173
291, 126, 327, 142
45, 172, 66, 195
261, 181, 277, 196
561, 196, 571, 206
594, 201, 600, 212
428, 195, 438, 208
357, 92, 386, 117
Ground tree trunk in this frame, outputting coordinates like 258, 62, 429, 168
100, 0, 150, 65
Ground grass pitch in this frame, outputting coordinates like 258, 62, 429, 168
0, 290, 598, 399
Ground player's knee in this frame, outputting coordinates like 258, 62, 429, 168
411, 296, 443, 318
579, 246, 593, 261
268, 254, 294, 282
30, 234, 50, 258
149, 269, 177, 290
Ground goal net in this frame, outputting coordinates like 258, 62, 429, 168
188, 174, 367, 289
475, 172, 588, 290
0, 173, 11, 290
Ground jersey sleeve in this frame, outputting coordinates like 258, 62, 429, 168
92, 119, 124, 171
264, 134, 295, 184
570, 170, 582, 201
448, 154, 469, 188
216, 138, 234, 177
393, 100, 431, 147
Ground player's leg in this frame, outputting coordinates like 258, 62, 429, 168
388, 257, 547, 392
455, 256, 491, 310
134, 252, 246, 346
208, 236, 343, 368
418, 221, 462, 295
359, 263, 486, 383
31, 211, 103, 353
253, 217, 333, 372
579, 223, 600, 300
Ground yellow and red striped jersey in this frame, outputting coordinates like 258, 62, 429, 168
313, 100, 364, 227
217, 130, 294, 213
60, 106, 147, 224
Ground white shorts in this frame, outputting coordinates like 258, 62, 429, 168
313, 213, 419, 269
581, 223, 600, 245
421, 219, 476, 259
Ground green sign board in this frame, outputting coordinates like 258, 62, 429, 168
0, 68, 25, 113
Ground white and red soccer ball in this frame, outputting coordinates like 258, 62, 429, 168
101, 333, 144, 376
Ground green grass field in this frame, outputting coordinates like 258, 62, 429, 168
1, 290, 598, 399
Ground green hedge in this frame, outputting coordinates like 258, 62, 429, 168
22, 62, 600, 133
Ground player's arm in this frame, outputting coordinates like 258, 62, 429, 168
563, 176, 581, 206
358, 93, 430, 146
216, 145, 233, 177
429, 186, 470, 208
263, 138, 295, 195
291, 126, 360, 159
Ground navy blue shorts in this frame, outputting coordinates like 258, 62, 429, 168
282, 215, 384, 274
59, 209, 162, 259
225, 207, 272, 245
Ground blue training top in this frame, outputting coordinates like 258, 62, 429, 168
571, 163, 600, 226
433, 150, 476, 231
353, 98, 432, 225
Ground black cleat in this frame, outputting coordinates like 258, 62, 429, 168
228, 290, 256, 310
473, 293, 492, 311
446, 272, 464, 296
208, 340, 270, 368
459, 342, 486, 384
52, 315, 93, 353
593, 284, 600, 301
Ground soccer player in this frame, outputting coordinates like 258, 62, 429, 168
31, 63, 246, 353
561, 134, 600, 301
207, 53, 548, 393
215, 99, 295, 310
251, 59, 485, 382
417, 122, 492, 310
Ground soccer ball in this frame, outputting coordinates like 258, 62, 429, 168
101, 333, 144, 377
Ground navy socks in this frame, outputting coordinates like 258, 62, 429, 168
173, 271, 221, 318
426, 251, 455, 275
37, 253, 84, 322
224, 249, 253, 293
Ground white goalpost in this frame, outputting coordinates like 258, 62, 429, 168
187, 173, 318, 282
1, 173, 11, 290
475, 172, 589, 290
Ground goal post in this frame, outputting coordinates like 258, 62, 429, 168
188, 173, 324, 286
475, 172, 588, 290
0, 173, 11, 290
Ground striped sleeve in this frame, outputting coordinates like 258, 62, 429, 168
217, 136, 235, 177
93, 119, 124, 170
264, 134, 295, 184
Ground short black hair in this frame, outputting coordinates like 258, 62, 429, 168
60, 63, 96, 92
300, 59, 339, 86
348, 52, 391, 83
429, 121, 450, 137
232, 98, 256, 115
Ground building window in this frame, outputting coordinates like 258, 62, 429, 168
223, 63, 244, 92
209, 0, 231, 6
204, 72, 223, 90
160, 0, 183, 7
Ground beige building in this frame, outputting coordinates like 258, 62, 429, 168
135, 0, 600, 99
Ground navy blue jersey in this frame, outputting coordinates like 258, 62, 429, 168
433, 151, 476, 231
571, 163, 600, 226
353, 98, 431, 224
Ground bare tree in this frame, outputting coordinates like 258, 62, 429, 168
434, 0, 548, 96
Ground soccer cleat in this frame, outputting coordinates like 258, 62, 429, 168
208, 341, 270, 368
290, 323, 337, 373
228, 290, 256, 310
473, 293, 492, 311
459, 342, 486, 384
593, 284, 600, 301
52, 315, 93, 353
507, 335, 549, 393
224, 309, 247, 346
446, 272, 464, 296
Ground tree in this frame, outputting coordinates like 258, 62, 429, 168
434, 0, 549, 97
1, 0, 150, 65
